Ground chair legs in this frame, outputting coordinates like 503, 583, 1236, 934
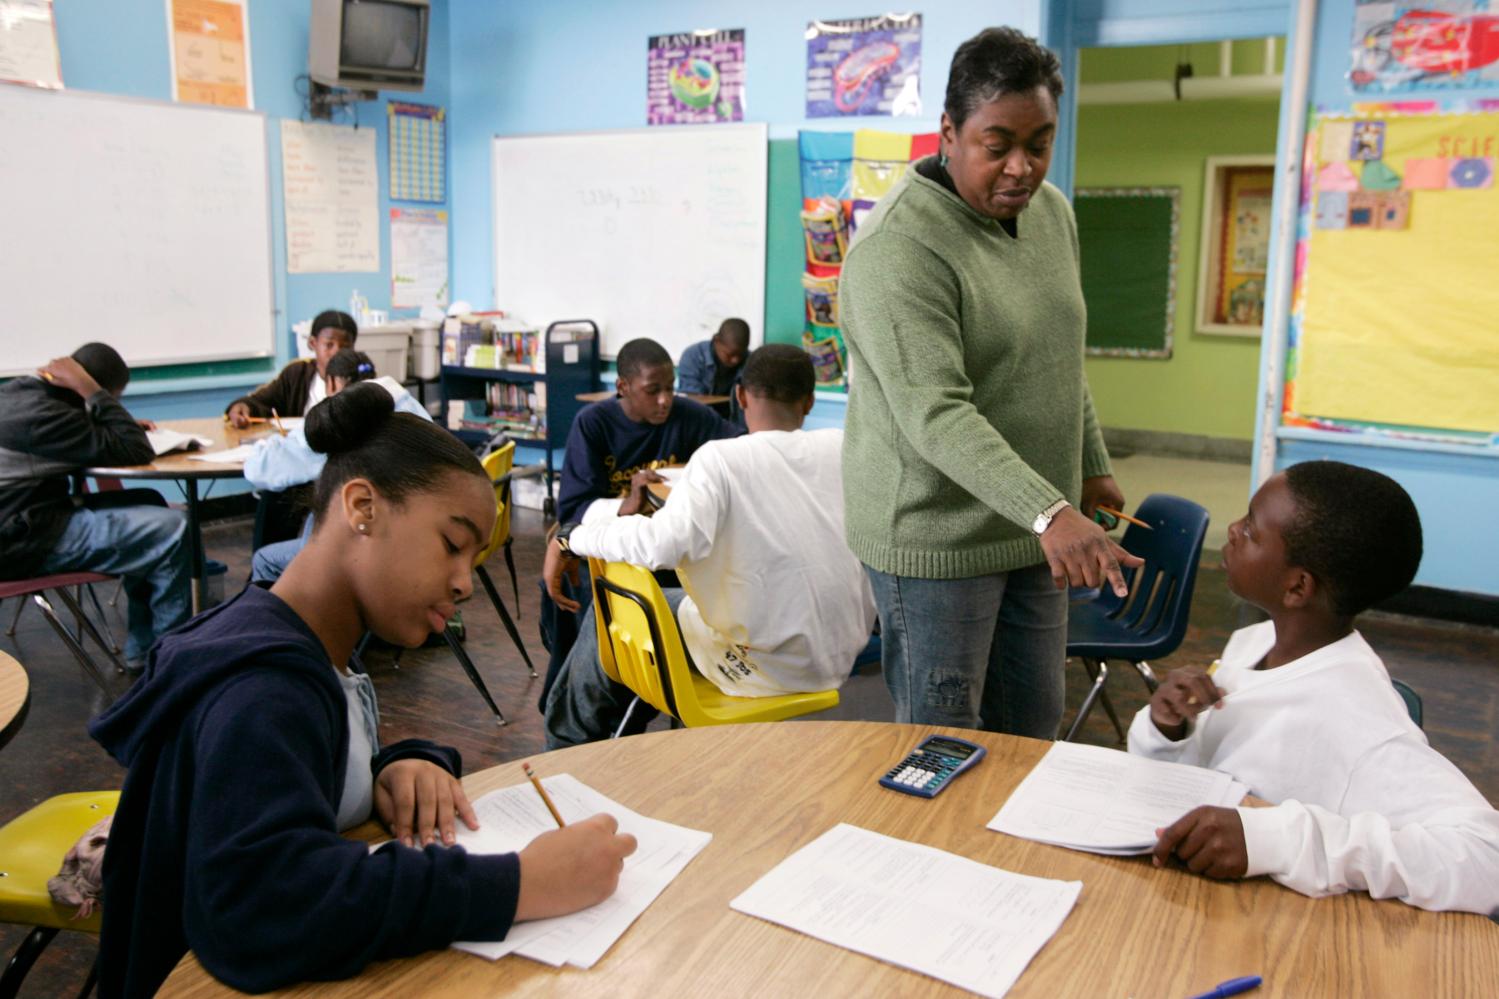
476, 565, 537, 678
442, 630, 507, 726
82, 585, 120, 654
0, 925, 60, 999
1065, 656, 1160, 743
31, 594, 114, 694
4, 598, 23, 637
611, 696, 643, 740
50, 589, 129, 676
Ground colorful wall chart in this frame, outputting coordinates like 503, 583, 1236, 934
647, 29, 745, 125
388, 101, 445, 203
1350, 2, 1499, 93
1289, 106, 1499, 435
168, 0, 251, 108
805, 14, 921, 118
390, 207, 449, 310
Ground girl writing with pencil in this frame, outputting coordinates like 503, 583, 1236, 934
90, 383, 636, 997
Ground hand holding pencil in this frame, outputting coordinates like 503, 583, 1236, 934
513, 762, 638, 922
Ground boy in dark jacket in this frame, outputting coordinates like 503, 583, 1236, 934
0, 343, 189, 667
225, 309, 358, 428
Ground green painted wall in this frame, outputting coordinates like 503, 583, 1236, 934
1080, 39, 1283, 85
1076, 94, 1278, 441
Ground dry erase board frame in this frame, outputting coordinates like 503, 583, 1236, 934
490, 123, 768, 361
0, 84, 276, 376
1074, 187, 1180, 359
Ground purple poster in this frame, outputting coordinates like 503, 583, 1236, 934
648, 29, 746, 125
806, 13, 922, 118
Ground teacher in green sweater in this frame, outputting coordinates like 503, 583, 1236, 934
841, 27, 1141, 738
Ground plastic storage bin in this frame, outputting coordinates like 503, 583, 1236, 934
410, 320, 441, 380
360, 325, 412, 383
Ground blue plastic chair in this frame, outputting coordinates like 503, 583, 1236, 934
1391, 678, 1423, 729
1064, 494, 1211, 743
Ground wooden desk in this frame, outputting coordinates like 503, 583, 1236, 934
574, 391, 729, 407
86, 418, 265, 611
0, 651, 29, 751
160, 722, 1499, 998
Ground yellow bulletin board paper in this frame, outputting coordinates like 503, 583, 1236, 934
1295, 111, 1499, 434
167, 0, 251, 109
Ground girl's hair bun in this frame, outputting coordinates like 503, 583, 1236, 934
305, 381, 394, 455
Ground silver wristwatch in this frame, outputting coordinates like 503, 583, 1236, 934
1031, 499, 1070, 536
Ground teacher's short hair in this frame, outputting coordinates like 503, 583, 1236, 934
945, 27, 1064, 129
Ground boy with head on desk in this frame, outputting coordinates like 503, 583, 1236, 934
539, 337, 741, 703
0, 343, 189, 671
676, 317, 750, 398
1131, 461, 1499, 915
541, 344, 876, 747
90, 383, 637, 997
225, 309, 358, 429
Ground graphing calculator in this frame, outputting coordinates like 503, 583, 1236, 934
878, 735, 986, 798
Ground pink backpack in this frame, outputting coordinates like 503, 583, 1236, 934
47, 815, 112, 919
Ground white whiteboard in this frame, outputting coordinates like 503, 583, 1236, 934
492, 123, 767, 361
0, 85, 275, 376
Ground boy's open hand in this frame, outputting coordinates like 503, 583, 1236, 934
515, 813, 638, 921
1149, 666, 1227, 740
616, 468, 665, 518
226, 402, 253, 429
374, 758, 479, 848
1153, 805, 1249, 879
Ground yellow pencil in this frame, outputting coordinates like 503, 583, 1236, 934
1098, 505, 1153, 530
270, 407, 287, 436
522, 761, 565, 828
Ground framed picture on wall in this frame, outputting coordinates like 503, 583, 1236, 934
1195, 155, 1275, 337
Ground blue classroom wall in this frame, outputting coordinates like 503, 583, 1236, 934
1262, 0, 1499, 596
445, 0, 1043, 313
51, 0, 453, 428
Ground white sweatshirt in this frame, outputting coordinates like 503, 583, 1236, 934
1128, 621, 1499, 915
568, 428, 876, 698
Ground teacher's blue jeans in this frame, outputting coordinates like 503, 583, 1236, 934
39, 504, 191, 663
865, 563, 1068, 739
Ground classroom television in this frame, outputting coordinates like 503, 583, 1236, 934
309, 0, 429, 92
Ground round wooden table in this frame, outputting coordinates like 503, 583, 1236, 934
86, 417, 269, 612
0, 651, 29, 751
159, 721, 1499, 997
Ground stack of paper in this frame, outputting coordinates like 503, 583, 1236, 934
145, 428, 213, 456
451, 774, 711, 969
987, 741, 1248, 855
731, 823, 1081, 999
187, 444, 257, 464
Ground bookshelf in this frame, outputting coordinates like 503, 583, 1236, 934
440, 320, 601, 517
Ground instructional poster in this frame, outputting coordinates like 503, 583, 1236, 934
167, 0, 252, 108
1350, 2, 1499, 92
389, 101, 445, 202
647, 28, 745, 125
1290, 108, 1499, 434
390, 207, 449, 310
806, 13, 921, 118
0, 0, 62, 88
280, 120, 379, 274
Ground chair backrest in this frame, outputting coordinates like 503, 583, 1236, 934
1095, 493, 1211, 649
590, 559, 696, 721
586, 557, 621, 684
475, 441, 517, 567
1391, 678, 1424, 729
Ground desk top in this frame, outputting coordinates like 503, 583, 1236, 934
0, 651, 29, 751
574, 391, 729, 407
160, 721, 1499, 998
86, 417, 263, 479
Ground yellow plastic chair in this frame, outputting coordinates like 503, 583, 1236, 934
0, 790, 119, 997
589, 559, 838, 732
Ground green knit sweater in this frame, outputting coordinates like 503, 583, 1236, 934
840, 161, 1112, 579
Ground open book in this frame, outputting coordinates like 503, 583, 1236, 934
144, 429, 214, 456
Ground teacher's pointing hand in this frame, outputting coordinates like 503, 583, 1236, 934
1039, 506, 1143, 598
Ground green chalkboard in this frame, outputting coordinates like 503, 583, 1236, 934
1074, 188, 1179, 359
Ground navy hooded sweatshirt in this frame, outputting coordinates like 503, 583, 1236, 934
88, 585, 521, 996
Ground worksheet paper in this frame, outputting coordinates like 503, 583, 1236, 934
987, 741, 1246, 855
187, 444, 256, 463
451, 774, 711, 969
731, 823, 1081, 999
145, 429, 213, 455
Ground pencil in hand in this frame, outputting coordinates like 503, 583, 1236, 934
1097, 505, 1153, 530
522, 761, 566, 828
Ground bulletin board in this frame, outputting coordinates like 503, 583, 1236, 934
1074, 188, 1179, 358
1288, 107, 1499, 436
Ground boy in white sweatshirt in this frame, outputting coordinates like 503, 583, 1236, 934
1129, 460, 1499, 916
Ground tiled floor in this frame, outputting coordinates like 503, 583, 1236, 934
3, 487, 1496, 996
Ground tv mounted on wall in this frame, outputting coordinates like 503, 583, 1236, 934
309, 0, 429, 94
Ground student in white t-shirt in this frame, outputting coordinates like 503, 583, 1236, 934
1129, 461, 1499, 916
541, 344, 876, 747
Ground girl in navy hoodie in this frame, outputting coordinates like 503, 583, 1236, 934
90, 383, 636, 996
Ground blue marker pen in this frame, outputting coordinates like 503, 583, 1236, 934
1187, 975, 1263, 999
